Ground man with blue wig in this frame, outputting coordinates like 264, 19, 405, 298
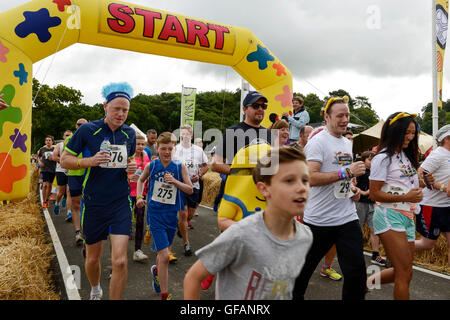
61, 82, 137, 300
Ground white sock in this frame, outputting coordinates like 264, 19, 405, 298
91, 284, 102, 294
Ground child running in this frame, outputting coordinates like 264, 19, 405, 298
136, 132, 193, 300
128, 134, 150, 261
367, 112, 422, 300
184, 147, 313, 300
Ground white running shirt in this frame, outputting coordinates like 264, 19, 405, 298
303, 128, 358, 226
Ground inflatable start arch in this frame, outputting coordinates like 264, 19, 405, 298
0, 0, 293, 201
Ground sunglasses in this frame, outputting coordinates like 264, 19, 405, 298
249, 103, 268, 110
76, 123, 83, 126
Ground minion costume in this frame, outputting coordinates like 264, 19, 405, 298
217, 143, 271, 222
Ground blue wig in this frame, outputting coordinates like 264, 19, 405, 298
102, 82, 134, 103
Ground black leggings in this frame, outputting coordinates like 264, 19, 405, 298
131, 196, 145, 251
293, 219, 367, 300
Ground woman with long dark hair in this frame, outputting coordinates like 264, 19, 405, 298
367, 112, 422, 299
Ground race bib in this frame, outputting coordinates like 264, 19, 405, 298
44, 151, 52, 160
100, 144, 127, 169
381, 184, 410, 211
151, 180, 176, 205
334, 179, 355, 199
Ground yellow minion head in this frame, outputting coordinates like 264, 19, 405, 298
218, 143, 271, 222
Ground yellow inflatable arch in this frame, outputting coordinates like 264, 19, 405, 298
0, 0, 293, 201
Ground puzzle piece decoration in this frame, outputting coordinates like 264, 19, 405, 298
15, 8, 62, 43
53, 0, 72, 12
0, 85, 22, 137
273, 62, 287, 77
0, 40, 9, 63
0, 153, 27, 194
275, 85, 293, 108
9, 129, 27, 153
13, 63, 28, 86
246, 44, 275, 70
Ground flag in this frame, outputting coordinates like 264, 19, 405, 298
436, 0, 449, 108
180, 86, 197, 128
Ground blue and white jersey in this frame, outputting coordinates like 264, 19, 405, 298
147, 159, 185, 213
65, 118, 136, 206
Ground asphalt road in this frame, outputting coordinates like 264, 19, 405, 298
46, 201, 450, 301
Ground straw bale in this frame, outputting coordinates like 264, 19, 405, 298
200, 171, 222, 208
0, 166, 60, 299
0, 237, 58, 300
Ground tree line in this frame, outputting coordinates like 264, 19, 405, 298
31, 78, 448, 153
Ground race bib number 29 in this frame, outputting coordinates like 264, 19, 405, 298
334, 180, 355, 199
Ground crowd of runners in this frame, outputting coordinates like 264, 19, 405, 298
19, 82, 449, 300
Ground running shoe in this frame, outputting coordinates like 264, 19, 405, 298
61, 196, 66, 208
184, 243, 192, 256
151, 265, 161, 293
384, 257, 392, 268
42, 201, 49, 208
65, 211, 72, 222
53, 204, 60, 215
90, 287, 103, 300
177, 228, 182, 238
371, 255, 387, 267
75, 231, 84, 246
201, 275, 215, 290
169, 251, 178, 264
161, 293, 172, 300
188, 221, 194, 230
320, 266, 342, 281
133, 249, 148, 261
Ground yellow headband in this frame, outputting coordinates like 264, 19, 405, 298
388, 112, 417, 126
323, 95, 349, 114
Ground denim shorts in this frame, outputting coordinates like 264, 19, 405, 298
373, 205, 415, 242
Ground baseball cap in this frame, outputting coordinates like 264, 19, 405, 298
436, 124, 450, 142
243, 91, 268, 107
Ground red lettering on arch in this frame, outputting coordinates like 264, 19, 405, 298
186, 19, 210, 47
244, 271, 262, 300
135, 8, 162, 38
158, 15, 186, 43
107, 4, 135, 34
208, 24, 230, 50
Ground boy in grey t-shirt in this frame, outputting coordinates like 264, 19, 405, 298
184, 147, 313, 300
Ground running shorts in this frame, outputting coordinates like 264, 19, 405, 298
416, 205, 450, 240
373, 205, 415, 242
81, 196, 132, 245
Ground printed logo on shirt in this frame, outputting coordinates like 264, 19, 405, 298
244, 270, 289, 300
399, 163, 417, 178
332, 152, 352, 166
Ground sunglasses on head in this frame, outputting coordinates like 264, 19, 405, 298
249, 103, 268, 110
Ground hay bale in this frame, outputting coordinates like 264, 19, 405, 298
0, 198, 44, 240
0, 237, 58, 300
0, 167, 60, 299
200, 171, 222, 208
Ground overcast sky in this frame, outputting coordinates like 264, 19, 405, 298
1, 0, 445, 120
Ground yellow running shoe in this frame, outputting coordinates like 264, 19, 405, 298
320, 265, 342, 281
169, 251, 178, 264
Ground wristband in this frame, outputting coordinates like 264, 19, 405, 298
338, 168, 346, 180
136, 195, 144, 200
345, 167, 353, 179
77, 159, 81, 169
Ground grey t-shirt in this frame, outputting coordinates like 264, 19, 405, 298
195, 211, 313, 300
